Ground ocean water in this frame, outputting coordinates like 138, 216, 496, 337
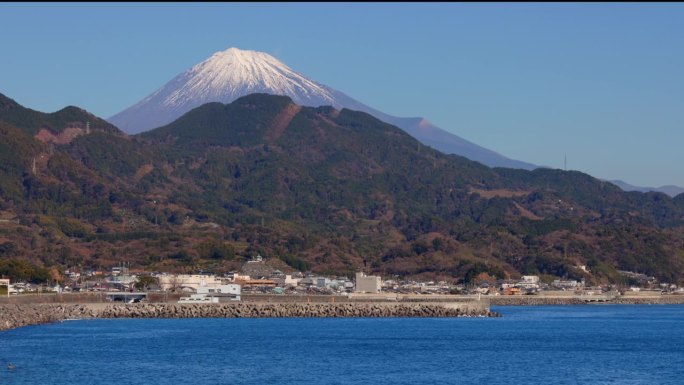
1, 305, 683, 384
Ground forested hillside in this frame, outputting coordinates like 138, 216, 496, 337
1, 92, 683, 285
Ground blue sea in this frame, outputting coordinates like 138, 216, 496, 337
1, 305, 683, 384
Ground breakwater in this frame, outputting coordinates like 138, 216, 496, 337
0, 304, 96, 331
0, 302, 496, 331
611, 296, 684, 305
489, 295, 684, 306
490, 297, 587, 306
98, 302, 495, 318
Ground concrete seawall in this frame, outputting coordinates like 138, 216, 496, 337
0, 301, 496, 332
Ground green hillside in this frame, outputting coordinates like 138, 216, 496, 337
1, 92, 683, 285
0, 92, 119, 135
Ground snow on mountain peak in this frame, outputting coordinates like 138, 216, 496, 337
156, 47, 338, 111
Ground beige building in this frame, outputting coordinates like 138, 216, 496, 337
355, 272, 381, 293
158, 274, 221, 292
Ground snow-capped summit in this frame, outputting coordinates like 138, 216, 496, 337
162, 48, 338, 109
108, 47, 536, 170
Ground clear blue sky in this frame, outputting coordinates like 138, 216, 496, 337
1, 3, 683, 187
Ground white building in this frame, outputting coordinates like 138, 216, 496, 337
197, 284, 240, 298
106, 274, 138, 291
179, 284, 241, 303
521, 275, 540, 283
517, 275, 540, 290
551, 279, 580, 289
178, 294, 219, 303
355, 272, 382, 293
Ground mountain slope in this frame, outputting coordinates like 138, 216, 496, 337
137, 94, 684, 282
3, 92, 684, 284
109, 47, 536, 170
0, 92, 119, 136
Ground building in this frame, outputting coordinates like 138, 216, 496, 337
197, 284, 240, 297
298, 277, 316, 288
517, 275, 540, 290
551, 279, 581, 289
316, 277, 331, 289
158, 274, 221, 292
234, 278, 276, 289
355, 272, 382, 293
273, 274, 299, 286
179, 284, 241, 303
230, 273, 251, 282
106, 273, 138, 291
503, 287, 522, 296
521, 275, 539, 284
283, 274, 301, 286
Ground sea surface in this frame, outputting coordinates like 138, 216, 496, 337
1, 305, 683, 384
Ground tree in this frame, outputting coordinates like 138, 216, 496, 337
134, 275, 158, 291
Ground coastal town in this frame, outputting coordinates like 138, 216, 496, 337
3, 254, 683, 303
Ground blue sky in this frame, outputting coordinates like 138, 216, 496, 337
1, 3, 683, 188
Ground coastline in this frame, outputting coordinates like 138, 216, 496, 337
3, 293, 683, 332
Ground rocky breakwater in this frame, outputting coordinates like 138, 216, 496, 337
613, 296, 684, 305
490, 296, 587, 306
96, 302, 499, 319
0, 304, 97, 331
0, 302, 497, 332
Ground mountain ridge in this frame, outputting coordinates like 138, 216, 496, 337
609, 179, 684, 198
109, 47, 537, 170
0, 92, 120, 137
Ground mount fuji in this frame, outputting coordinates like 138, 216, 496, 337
108, 47, 536, 170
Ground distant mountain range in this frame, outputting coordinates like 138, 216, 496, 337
608, 180, 684, 198
2, 91, 684, 285
109, 47, 537, 170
